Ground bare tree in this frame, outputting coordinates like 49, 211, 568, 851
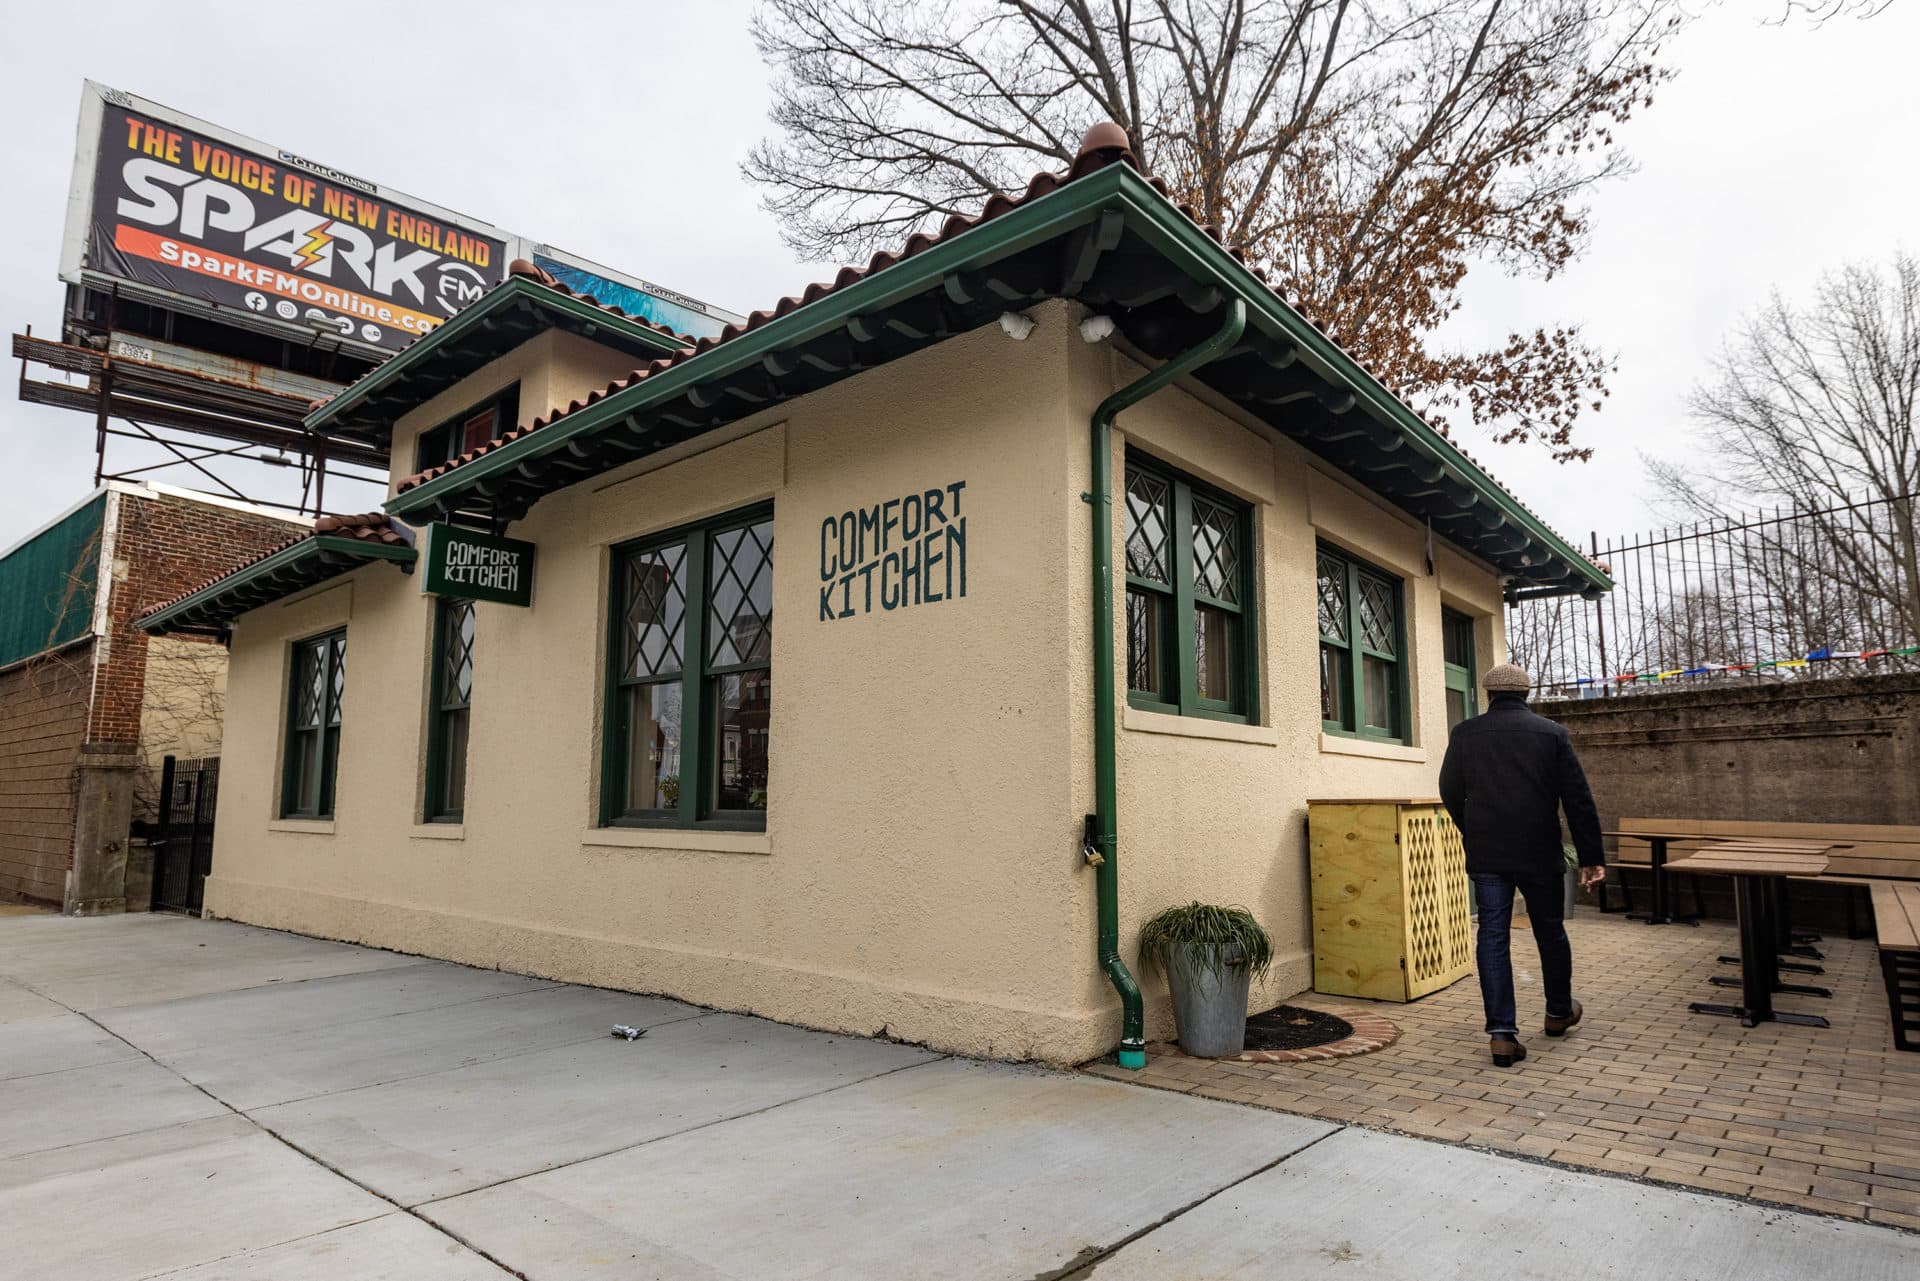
1652, 252, 1920, 644
746, 0, 1684, 462
1769, 0, 1897, 23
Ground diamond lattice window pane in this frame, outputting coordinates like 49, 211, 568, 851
1124, 469, 1171, 584
1316, 553, 1347, 643
709, 518, 774, 667
444, 601, 475, 707
624, 543, 687, 678
295, 646, 323, 728
1357, 575, 1397, 656
327, 638, 346, 725
1190, 495, 1240, 604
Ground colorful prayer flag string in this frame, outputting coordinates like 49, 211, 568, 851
1541, 643, 1920, 692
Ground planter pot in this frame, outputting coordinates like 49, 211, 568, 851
1563, 866, 1579, 917
1165, 943, 1253, 1058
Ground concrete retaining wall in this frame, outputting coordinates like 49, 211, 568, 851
1539, 672, 1920, 924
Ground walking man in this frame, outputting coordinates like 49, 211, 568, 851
1439, 663, 1606, 1067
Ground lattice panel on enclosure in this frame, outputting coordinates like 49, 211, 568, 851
1400, 808, 1475, 997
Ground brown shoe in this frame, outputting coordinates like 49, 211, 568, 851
1490, 1037, 1527, 1068
1544, 1000, 1584, 1038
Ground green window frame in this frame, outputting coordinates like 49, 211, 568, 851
1123, 453, 1257, 723
602, 504, 774, 829
281, 629, 346, 819
1442, 607, 1477, 730
414, 384, 519, 474
425, 597, 475, 822
1317, 545, 1407, 742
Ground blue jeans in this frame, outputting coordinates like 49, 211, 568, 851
1471, 871, 1574, 1038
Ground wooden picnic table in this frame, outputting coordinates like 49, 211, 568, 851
1665, 847, 1831, 1029
1601, 829, 1708, 926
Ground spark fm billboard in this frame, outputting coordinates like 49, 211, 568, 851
59, 84, 737, 357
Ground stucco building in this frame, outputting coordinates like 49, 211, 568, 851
142, 126, 1609, 1065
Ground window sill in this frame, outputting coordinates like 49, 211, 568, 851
1319, 733, 1426, 763
410, 824, 465, 841
1124, 706, 1278, 745
581, 827, 771, 856
268, 819, 335, 835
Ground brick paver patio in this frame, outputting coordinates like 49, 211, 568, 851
1088, 911, 1920, 1231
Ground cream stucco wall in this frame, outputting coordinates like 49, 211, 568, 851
207, 300, 1508, 1064
1061, 331, 1507, 1049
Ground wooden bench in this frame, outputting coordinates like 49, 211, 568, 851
1601, 819, 1920, 933
1871, 883, 1920, 1052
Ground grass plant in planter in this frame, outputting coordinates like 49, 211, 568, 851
1138, 903, 1273, 1058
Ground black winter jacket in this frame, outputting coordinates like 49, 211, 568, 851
1438, 695, 1605, 878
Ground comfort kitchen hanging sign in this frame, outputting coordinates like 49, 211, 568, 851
423, 524, 534, 607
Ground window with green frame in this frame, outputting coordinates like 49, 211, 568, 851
1442, 607, 1477, 730
414, 385, 518, 474
603, 505, 773, 828
282, 630, 345, 818
425, 598, 475, 821
1317, 546, 1406, 741
1123, 454, 1256, 722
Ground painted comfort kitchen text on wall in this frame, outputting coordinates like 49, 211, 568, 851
819, 482, 967, 620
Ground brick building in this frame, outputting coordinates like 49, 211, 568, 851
0, 482, 304, 911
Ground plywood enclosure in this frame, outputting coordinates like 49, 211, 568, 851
1309, 799, 1474, 1002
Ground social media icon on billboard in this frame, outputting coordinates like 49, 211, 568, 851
361, 324, 383, 343
244, 292, 268, 312
275, 300, 298, 319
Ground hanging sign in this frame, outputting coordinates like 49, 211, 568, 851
422, 523, 534, 607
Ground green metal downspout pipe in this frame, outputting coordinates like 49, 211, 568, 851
1087, 297, 1246, 1069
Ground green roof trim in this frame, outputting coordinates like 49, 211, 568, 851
305, 275, 689, 440
384, 163, 1608, 596
1105, 173, 1610, 595
140, 535, 415, 637
388, 169, 1134, 517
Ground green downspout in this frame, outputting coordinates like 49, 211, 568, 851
1087, 298, 1246, 1069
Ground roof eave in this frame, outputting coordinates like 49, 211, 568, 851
304, 277, 689, 436
1102, 173, 1610, 595
140, 536, 416, 636
384, 163, 1608, 594
384, 167, 1140, 522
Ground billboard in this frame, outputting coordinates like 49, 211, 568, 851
60, 83, 740, 358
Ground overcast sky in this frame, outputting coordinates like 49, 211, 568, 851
1, 1, 1913, 551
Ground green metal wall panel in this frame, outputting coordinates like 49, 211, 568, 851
0, 495, 104, 669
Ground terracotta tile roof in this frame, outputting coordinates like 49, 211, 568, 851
139, 512, 407, 624
496, 258, 697, 347
304, 261, 695, 419
386, 122, 1597, 581
392, 122, 1271, 497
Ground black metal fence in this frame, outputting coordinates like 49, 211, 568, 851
149, 755, 218, 914
1508, 493, 1920, 697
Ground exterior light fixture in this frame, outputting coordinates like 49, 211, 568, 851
998, 311, 1036, 341
1079, 314, 1116, 344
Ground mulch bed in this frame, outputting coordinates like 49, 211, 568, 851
1244, 1005, 1354, 1052
1153, 1003, 1401, 1064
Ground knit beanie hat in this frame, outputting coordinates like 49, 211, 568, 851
1482, 663, 1532, 693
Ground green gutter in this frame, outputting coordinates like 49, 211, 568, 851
1087, 298, 1247, 1069
306, 276, 689, 433
140, 536, 415, 635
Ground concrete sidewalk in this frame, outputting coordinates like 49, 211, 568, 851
1, 913, 1910, 1280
